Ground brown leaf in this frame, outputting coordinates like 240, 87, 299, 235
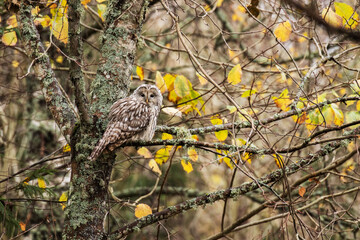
299, 186, 306, 197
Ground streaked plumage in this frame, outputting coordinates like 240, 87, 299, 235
88, 84, 162, 161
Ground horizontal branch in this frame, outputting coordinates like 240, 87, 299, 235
111, 125, 360, 238
157, 95, 360, 135
18, 4, 78, 142
115, 186, 206, 199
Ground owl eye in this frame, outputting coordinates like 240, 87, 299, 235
140, 93, 145, 97
150, 94, 155, 98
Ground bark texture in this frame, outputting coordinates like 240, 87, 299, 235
62, 1, 149, 239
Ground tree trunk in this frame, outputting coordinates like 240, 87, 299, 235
62, 1, 148, 239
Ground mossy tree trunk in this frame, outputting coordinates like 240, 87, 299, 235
17, 0, 149, 239
64, 1, 149, 239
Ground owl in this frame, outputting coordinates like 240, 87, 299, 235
88, 84, 163, 161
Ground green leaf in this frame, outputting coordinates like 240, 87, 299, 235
322, 105, 334, 125
345, 111, 360, 129
174, 75, 191, 97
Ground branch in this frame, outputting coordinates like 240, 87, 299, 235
157, 95, 360, 135
115, 186, 207, 199
284, 0, 360, 42
17, 3, 78, 143
110, 125, 360, 238
68, 0, 90, 124
206, 146, 360, 240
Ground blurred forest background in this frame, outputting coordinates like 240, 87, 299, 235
1, 0, 360, 239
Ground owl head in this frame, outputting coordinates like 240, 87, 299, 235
132, 84, 163, 108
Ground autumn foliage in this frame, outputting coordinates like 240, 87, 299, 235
1, 0, 360, 239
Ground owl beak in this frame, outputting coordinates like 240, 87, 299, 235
146, 97, 149, 104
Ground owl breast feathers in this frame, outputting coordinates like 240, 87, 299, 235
88, 84, 162, 161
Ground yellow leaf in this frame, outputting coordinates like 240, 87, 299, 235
168, 90, 179, 103
149, 159, 162, 175
331, 103, 344, 126
298, 32, 308, 43
31, 6, 41, 16
223, 156, 234, 169
191, 135, 199, 141
273, 154, 284, 168
241, 89, 257, 97
155, 71, 167, 93
35, 15, 52, 27
227, 64, 242, 85
2, 30, 17, 46
135, 204, 152, 218
299, 186, 306, 197
237, 5, 246, 13
272, 89, 292, 111
19, 222, 26, 231
196, 72, 208, 85
215, 130, 228, 141
81, 0, 91, 7
63, 144, 71, 153
211, 116, 228, 141
322, 105, 334, 125
51, 0, 69, 44
23, 177, 30, 185
334, 2, 359, 29
228, 49, 237, 58
291, 113, 306, 124
204, 5, 211, 12
38, 178, 46, 189
356, 101, 360, 111
136, 66, 144, 81
97, 4, 106, 22
210, 116, 223, 125
322, 8, 343, 28
181, 159, 193, 173
137, 147, 152, 158
155, 148, 170, 164
56, 55, 64, 63
96, 0, 106, 2
162, 133, 173, 140
274, 21, 292, 42
59, 191, 68, 210
12, 60, 19, 68
241, 152, 251, 164
7, 15, 18, 27
188, 148, 198, 162
163, 73, 176, 91
216, 0, 224, 7
174, 75, 191, 97
235, 138, 246, 146
216, 149, 223, 163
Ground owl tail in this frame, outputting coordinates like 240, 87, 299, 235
88, 139, 107, 161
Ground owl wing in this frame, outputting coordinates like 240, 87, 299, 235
88, 98, 150, 161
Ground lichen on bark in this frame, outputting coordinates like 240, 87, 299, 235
63, 1, 150, 239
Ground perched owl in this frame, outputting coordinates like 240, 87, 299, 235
88, 84, 162, 161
